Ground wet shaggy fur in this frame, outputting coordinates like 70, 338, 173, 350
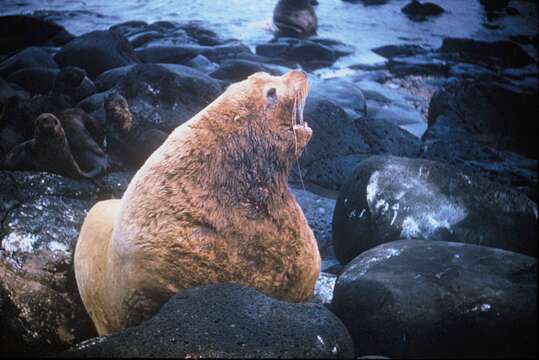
75, 70, 320, 335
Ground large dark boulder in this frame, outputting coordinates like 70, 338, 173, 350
422, 79, 538, 199
80, 63, 222, 134
209, 59, 284, 83
0, 171, 99, 356
440, 38, 535, 68
256, 39, 338, 70
294, 83, 419, 190
332, 155, 538, 264
64, 284, 354, 358
113, 63, 222, 132
0, 15, 74, 55
135, 42, 252, 64
331, 240, 537, 358
427, 80, 537, 159
54, 30, 140, 78
0, 47, 57, 78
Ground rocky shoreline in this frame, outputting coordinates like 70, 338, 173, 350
1, 0, 537, 357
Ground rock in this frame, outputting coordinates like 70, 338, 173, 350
343, 0, 390, 5
311, 272, 337, 305
310, 77, 367, 118
331, 240, 537, 358
0, 15, 74, 55
113, 63, 222, 132
185, 54, 219, 74
0, 171, 98, 355
209, 59, 283, 82
54, 30, 140, 78
0, 47, 58, 78
290, 186, 337, 265
356, 79, 428, 138
93, 65, 135, 92
422, 79, 538, 198
427, 80, 537, 158
440, 38, 535, 68
371, 44, 428, 59
294, 87, 419, 190
273, 0, 318, 37
256, 39, 337, 70
7, 67, 96, 100
135, 43, 252, 65
421, 115, 538, 201
81, 63, 222, 139
401, 0, 445, 21
64, 284, 354, 358
479, 0, 509, 12
387, 54, 449, 77
332, 155, 538, 264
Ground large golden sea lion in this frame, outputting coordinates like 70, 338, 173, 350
74, 70, 320, 335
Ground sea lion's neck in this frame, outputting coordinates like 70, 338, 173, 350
159, 111, 293, 221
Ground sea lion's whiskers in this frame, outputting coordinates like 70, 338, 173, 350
292, 91, 306, 192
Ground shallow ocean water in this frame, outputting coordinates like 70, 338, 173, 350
2, 0, 538, 69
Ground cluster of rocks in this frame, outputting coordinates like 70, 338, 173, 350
1, 0, 538, 357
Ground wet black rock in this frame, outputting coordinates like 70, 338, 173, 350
422, 79, 538, 198
440, 37, 535, 68
114, 63, 222, 132
0, 171, 98, 356
93, 64, 135, 92
0, 15, 74, 55
356, 79, 428, 138
427, 79, 537, 158
0, 47, 58, 78
331, 240, 537, 358
7, 67, 96, 100
209, 59, 284, 83
401, 0, 445, 21
293, 88, 419, 191
135, 43, 252, 65
256, 38, 345, 70
332, 155, 538, 264
479, 0, 509, 12
371, 44, 428, 59
387, 54, 449, 77
290, 187, 338, 267
343, 0, 390, 5
54, 30, 140, 78
81, 63, 222, 137
65, 284, 354, 358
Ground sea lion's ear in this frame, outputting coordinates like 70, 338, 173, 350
266, 88, 278, 105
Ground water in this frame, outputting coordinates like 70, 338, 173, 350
2, 0, 537, 68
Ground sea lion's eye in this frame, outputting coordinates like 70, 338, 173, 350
266, 88, 277, 102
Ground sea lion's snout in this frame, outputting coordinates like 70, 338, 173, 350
283, 70, 308, 128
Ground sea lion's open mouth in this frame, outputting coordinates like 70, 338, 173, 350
292, 73, 308, 128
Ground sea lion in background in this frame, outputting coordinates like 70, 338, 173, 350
75, 70, 320, 335
4, 113, 86, 177
273, 0, 318, 37
4, 110, 108, 178
104, 92, 168, 168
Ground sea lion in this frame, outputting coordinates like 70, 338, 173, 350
104, 92, 168, 168
75, 70, 320, 335
273, 0, 318, 37
4, 110, 108, 178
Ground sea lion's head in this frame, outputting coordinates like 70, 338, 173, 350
207, 70, 312, 166
34, 113, 67, 145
